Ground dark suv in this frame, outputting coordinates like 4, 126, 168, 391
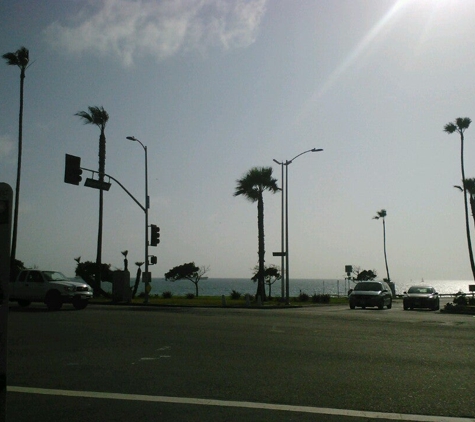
349, 281, 393, 310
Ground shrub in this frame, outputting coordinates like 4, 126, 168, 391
468, 296, 475, 306
186, 293, 195, 299
299, 292, 309, 302
453, 293, 467, 306
162, 291, 173, 299
230, 290, 241, 300
311, 293, 321, 303
311, 293, 331, 303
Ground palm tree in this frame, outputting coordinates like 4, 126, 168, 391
444, 118, 475, 280
234, 167, 279, 301
373, 209, 390, 282
3, 46, 29, 273
75, 106, 109, 291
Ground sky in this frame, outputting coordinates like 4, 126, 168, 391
1, 0, 475, 284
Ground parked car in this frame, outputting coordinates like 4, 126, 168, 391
10, 269, 93, 311
403, 286, 439, 311
349, 281, 393, 310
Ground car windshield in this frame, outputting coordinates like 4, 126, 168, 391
408, 286, 434, 294
354, 282, 382, 291
43, 271, 68, 281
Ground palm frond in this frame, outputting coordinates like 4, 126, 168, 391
234, 166, 279, 201
443, 122, 457, 134
456, 117, 471, 130
463, 178, 475, 194
3, 46, 29, 68
75, 106, 109, 128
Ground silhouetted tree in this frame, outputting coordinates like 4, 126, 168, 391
234, 167, 279, 301
75, 106, 109, 291
354, 269, 377, 281
165, 262, 209, 297
444, 117, 475, 280
75, 261, 112, 297
3, 46, 29, 274
373, 209, 390, 282
252, 265, 281, 298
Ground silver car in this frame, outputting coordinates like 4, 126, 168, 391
349, 281, 393, 310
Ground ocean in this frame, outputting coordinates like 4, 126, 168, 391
103, 277, 475, 297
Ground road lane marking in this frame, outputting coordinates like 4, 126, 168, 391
7, 386, 474, 422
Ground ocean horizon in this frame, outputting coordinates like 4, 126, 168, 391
101, 277, 475, 297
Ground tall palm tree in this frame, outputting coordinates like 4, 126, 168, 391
234, 167, 279, 301
444, 117, 475, 280
3, 46, 29, 273
75, 106, 109, 291
373, 209, 390, 282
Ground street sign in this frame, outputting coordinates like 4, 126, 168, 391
84, 178, 111, 191
273, 252, 286, 257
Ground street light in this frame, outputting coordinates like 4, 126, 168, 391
273, 159, 285, 300
126, 136, 150, 303
274, 148, 323, 304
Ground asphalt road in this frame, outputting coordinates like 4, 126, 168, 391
5, 299, 475, 422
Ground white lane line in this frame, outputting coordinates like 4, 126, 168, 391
7, 386, 474, 422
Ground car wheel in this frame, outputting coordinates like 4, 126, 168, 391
18, 299, 31, 307
72, 298, 88, 310
45, 290, 63, 311
387, 299, 392, 309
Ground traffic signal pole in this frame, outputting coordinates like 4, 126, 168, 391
143, 144, 150, 304
64, 152, 159, 303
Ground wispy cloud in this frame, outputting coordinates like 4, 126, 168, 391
44, 0, 267, 66
0, 135, 14, 159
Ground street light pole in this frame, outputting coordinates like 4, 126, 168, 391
126, 136, 150, 303
274, 148, 323, 305
272, 159, 285, 300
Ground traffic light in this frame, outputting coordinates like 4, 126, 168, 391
64, 154, 82, 185
150, 256, 157, 265
150, 224, 160, 246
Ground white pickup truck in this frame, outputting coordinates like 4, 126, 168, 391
10, 269, 93, 311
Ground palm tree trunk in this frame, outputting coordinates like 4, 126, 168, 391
383, 219, 390, 282
95, 131, 106, 291
256, 196, 266, 301
460, 133, 475, 280
10, 67, 25, 272
132, 267, 142, 298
